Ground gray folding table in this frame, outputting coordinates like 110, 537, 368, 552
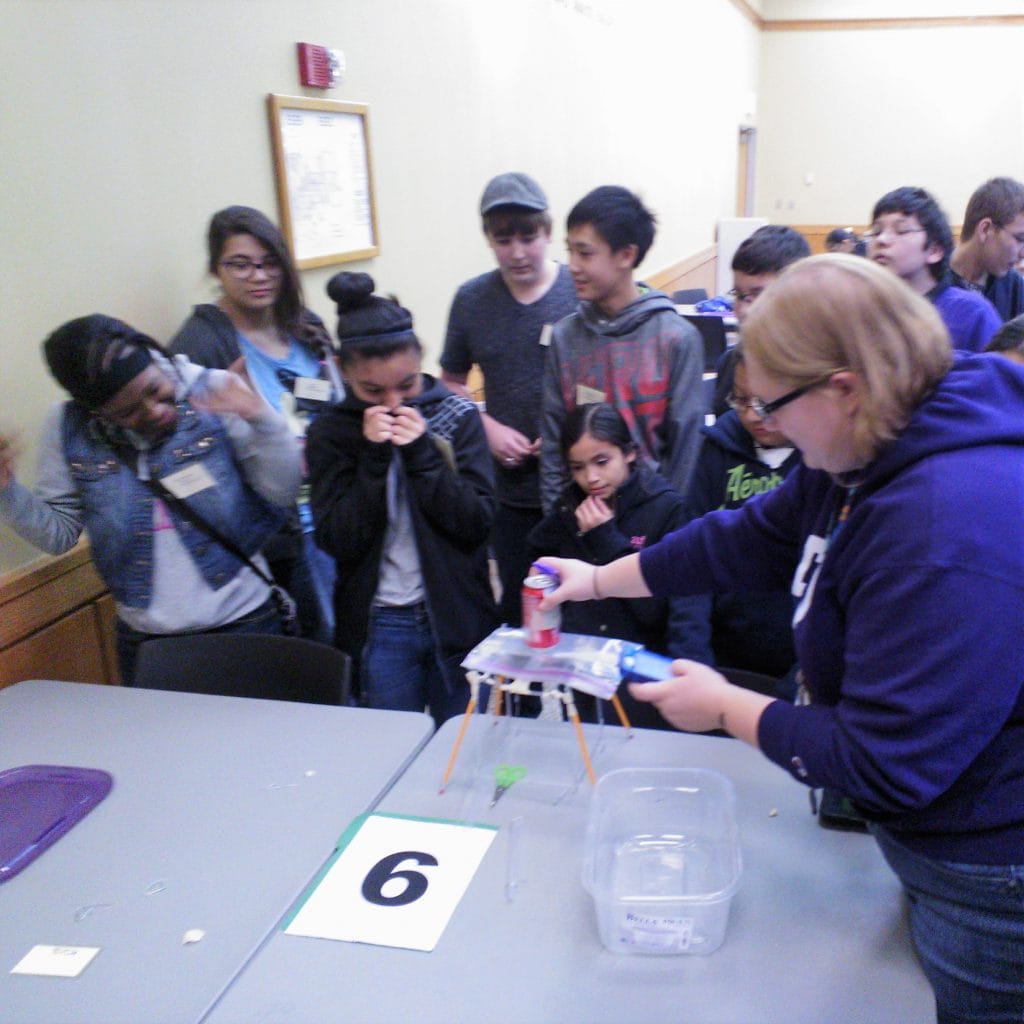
206, 713, 935, 1024
0, 679, 433, 1024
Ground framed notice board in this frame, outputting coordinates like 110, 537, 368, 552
267, 94, 380, 269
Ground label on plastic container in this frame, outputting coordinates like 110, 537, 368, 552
620, 911, 695, 952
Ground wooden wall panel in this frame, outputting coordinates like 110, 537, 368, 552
0, 543, 117, 689
0, 604, 108, 687
95, 594, 121, 686
0, 554, 106, 648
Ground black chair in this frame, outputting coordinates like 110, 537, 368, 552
134, 633, 351, 706
719, 666, 781, 698
671, 288, 709, 305
682, 313, 729, 372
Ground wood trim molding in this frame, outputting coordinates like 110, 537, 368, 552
764, 15, 1024, 32
646, 244, 718, 293
728, 0, 764, 30
794, 223, 963, 254
726, 2, 1024, 34
0, 542, 95, 604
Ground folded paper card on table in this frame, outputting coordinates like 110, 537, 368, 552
284, 812, 497, 952
461, 627, 674, 700
0, 765, 113, 883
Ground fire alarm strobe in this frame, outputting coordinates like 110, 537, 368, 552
297, 42, 338, 89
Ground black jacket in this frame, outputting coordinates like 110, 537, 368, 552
676, 410, 801, 680
527, 464, 690, 729
527, 463, 690, 652
306, 375, 498, 698
950, 266, 1024, 322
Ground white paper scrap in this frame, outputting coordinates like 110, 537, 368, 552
10, 945, 100, 978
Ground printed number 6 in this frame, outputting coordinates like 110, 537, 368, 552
362, 850, 438, 906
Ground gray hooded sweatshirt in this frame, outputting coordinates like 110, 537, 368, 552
539, 287, 705, 511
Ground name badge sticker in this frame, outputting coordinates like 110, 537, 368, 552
538, 324, 553, 348
285, 812, 497, 952
575, 384, 606, 406
161, 463, 217, 499
293, 377, 332, 402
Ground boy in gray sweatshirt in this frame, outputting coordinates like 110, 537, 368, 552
540, 186, 704, 512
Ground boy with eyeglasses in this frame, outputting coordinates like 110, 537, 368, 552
949, 177, 1024, 321
867, 186, 1000, 351
713, 225, 811, 416
671, 348, 800, 694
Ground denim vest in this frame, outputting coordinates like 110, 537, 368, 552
62, 401, 285, 608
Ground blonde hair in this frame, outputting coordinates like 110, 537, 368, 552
741, 254, 953, 465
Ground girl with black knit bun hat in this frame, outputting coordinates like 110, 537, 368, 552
307, 273, 499, 726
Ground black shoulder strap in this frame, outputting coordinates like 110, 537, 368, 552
110, 445, 274, 588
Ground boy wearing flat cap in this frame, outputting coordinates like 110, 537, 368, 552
441, 172, 576, 625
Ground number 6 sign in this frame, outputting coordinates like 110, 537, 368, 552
285, 813, 497, 951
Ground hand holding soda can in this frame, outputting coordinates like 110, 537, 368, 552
522, 562, 561, 648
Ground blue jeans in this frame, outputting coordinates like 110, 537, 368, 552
491, 503, 543, 626
303, 531, 336, 643
361, 605, 470, 728
268, 535, 332, 645
116, 594, 284, 686
872, 826, 1024, 1023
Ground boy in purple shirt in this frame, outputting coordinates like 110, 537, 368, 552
866, 186, 1000, 351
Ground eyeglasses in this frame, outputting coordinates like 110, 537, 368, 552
862, 225, 926, 242
728, 287, 764, 305
726, 393, 758, 412
750, 369, 848, 420
219, 256, 284, 279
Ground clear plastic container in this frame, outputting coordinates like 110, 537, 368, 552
582, 767, 741, 955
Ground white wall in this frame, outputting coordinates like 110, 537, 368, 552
755, 21, 1024, 225
0, 0, 759, 572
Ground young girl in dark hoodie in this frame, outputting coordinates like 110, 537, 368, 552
306, 273, 498, 727
527, 403, 689, 728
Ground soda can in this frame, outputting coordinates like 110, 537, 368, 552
522, 571, 561, 648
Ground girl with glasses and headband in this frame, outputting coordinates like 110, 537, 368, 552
537, 253, 1024, 1022
171, 206, 343, 646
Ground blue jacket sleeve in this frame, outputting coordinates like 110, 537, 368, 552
640, 467, 807, 599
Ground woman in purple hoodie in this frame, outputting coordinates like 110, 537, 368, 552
538, 254, 1024, 1023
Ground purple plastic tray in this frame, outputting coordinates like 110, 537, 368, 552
0, 765, 113, 882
